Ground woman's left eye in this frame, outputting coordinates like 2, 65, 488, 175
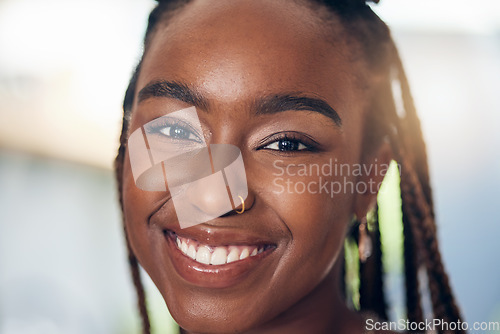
263, 138, 308, 151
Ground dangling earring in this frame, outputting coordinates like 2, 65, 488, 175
358, 216, 372, 263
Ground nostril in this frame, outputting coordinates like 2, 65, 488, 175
219, 210, 235, 218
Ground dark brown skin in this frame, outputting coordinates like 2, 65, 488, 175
122, 0, 393, 333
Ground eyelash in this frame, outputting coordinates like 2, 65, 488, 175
145, 118, 203, 143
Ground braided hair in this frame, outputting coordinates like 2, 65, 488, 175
114, 1, 464, 333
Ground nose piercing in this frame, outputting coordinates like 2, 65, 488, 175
236, 195, 245, 214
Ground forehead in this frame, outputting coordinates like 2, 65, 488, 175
137, 0, 362, 113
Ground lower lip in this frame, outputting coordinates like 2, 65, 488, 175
164, 232, 275, 289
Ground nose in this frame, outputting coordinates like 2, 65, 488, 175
184, 144, 255, 218
183, 171, 255, 217
184, 172, 234, 217
171, 143, 252, 228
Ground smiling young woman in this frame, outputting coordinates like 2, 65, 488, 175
114, 0, 464, 333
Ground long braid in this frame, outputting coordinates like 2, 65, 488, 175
382, 46, 465, 331
127, 234, 152, 334
390, 36, 464, 328
392, 57, 465, 332
374, 70, 426, 326
392, 51, 435, 215
402, 203, 425, 325
359, 205, 388, 320
398, 151, 464, 333
380, 59, 465, 331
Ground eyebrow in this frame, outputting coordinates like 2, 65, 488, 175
254, 94, 341, 127
138, 80, 210, 110
138, 80, 341, 127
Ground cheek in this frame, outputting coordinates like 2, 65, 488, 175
271, 174, 352, 255
255, 157, 356, 285
264, 158, 355, 231
121, 153, 169, 277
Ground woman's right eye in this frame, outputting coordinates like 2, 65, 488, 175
145, 117, 203, 144
159, 124, 200, 142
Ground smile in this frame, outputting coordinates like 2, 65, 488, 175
163, 229, 277, 288
174, 234, 268, 265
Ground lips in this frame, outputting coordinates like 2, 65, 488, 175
148, 201, 284, 288
162, 228, 277, 288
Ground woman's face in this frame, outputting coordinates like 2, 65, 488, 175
122, 0, 376, 332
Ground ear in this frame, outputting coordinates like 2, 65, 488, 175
352, 140, 393, 219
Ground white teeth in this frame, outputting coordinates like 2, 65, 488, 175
196, 246, 211, 265
227, 248, 240, 263
181, 240, 188, 254
187, 244, 197, 260
239, 248, 250, 260
173, 235, 268, 265
211, 247, 228, 265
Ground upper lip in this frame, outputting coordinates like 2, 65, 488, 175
166, 225, 275, 248
150, 206, 281, 248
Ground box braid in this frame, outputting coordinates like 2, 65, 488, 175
114, 1, 464, 333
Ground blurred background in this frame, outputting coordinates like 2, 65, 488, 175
0, 0, 499, 333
